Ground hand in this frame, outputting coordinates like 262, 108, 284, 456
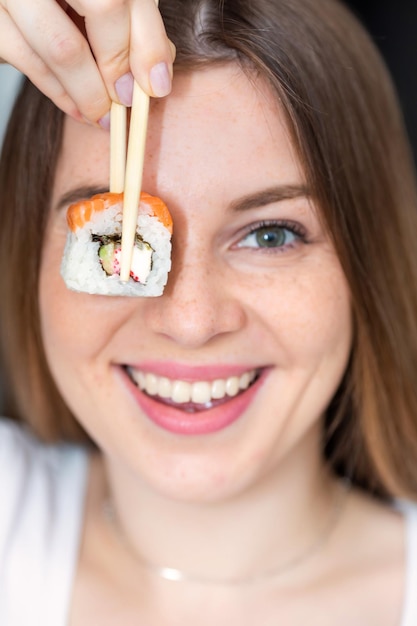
0, 0, 175, 125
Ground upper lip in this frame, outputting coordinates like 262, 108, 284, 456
121, 361, 267, 382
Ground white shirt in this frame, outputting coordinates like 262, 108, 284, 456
0, 417, 416, 625
0, 419, 88, 626
400, 501, 417, 625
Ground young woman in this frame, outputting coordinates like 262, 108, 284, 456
1, 0, 417, 623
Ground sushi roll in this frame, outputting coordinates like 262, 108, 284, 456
60, 191, 173, 296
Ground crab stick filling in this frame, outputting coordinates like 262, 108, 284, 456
95, 235, 153, 283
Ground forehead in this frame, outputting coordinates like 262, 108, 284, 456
53, 65, 304, 206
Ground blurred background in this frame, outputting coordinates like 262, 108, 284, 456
0, 64, 21, 147
346, 0, 417, 160
0, 2, 416, 155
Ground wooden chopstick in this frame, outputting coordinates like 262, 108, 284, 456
109, 102, 127, 194
112, 0, 159, 282
119, 81, 151, 282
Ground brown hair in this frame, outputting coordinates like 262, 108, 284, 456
1, 0, 417, 497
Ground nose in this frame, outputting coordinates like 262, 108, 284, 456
142, 254, 247, 349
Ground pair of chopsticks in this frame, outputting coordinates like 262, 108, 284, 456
110, 0, 161, 282
110, 82, 150, 282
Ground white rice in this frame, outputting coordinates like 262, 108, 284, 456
60, 203, 172, 296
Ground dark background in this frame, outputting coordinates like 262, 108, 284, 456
346, 1, 417, 161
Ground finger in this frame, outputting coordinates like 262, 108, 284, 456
169, 40, 177, 63
4, 0, 110, 122
0, 6, 83, 121
130, 0, 175, 98
76, 0, 132, 103
77, 0, 174, 101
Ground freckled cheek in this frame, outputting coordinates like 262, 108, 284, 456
236, 269, 352, 358
39, 247, 124, 365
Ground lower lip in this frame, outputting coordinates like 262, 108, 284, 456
121, 369, 267, 435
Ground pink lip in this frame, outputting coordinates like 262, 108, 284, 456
118, 366, 268, 436
125, 361, 260, 382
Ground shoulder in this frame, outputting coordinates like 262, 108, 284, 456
397, 498, 417, 523
322, 487, 405, 625
338, 491, 417, 626
396, 500, 417, 626
0, 417, 89, 623
0, 415, 54, 460
0, 416, 88, 500
0, 416, 89, 530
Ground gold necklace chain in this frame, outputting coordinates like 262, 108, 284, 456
102, 478, 350, 586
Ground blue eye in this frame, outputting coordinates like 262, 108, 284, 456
238, 223, 298, 249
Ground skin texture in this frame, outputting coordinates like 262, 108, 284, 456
37, 66, 404, 623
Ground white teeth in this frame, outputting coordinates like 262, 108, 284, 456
239, 371, 251, 390
145, 373, 158, 396
225, 376, 240, 397
137, 371, 146, 389
128, 368, 258, 404
157, 377, 172, 398
191, 381, 212, 404
171, 381, 192, 403
211, 379, 226, 400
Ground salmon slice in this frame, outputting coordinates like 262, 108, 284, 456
66, 191, 173, 234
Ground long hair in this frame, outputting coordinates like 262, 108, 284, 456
1, 0, 417, 496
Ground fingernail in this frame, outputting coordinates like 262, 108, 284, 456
115, 72, 134, 106
98, 112, 110, 130
149, 62, 171, 97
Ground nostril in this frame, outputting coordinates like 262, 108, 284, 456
139, 276, 248, 348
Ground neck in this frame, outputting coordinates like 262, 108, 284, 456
96, 435, 342, 584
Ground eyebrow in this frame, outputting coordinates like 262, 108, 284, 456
55, 182, 310, 213
55, 184, 109, 211
229, 184, 310, 212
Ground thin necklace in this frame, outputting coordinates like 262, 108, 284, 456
102, 478, 350, 587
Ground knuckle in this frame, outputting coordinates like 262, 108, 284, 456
55, 93, 79, 118
100, 48, 129, 76
23, 48, 53, 83
84, 0, 126, 15
80, 93, 110, 121
169, 39, 177, 62
33, 58, 52, 82
47, 33, 86, 68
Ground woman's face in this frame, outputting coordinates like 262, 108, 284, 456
40, 65, 352, 502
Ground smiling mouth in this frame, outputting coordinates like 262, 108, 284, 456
125, 367, 260, 413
